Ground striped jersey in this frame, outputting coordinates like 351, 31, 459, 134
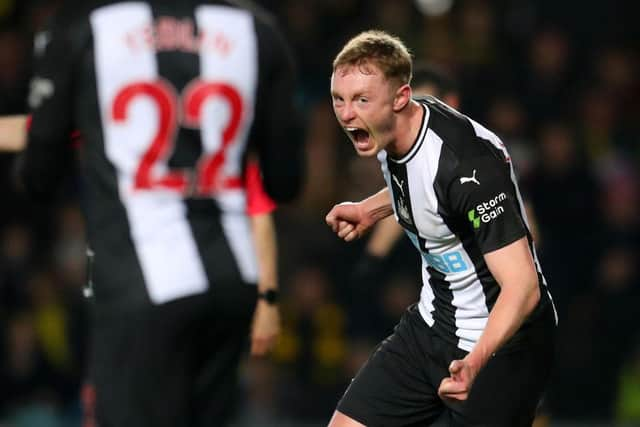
379, 96, 555, 351
20, 0, 302, 309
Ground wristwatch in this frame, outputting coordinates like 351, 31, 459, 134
257, 289, 279, 305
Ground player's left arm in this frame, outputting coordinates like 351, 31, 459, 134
438, 147, 539, 400
472, 236, 540, 361
246, 158, 281, 356
249, 212, 281, 356
439, 237, 540, 400
250, 16, 304, 203
0, 115, 28, 152
17, 13, 77, 199
364, 216, 405, 258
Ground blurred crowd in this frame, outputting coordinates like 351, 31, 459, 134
0, 0, 638, 426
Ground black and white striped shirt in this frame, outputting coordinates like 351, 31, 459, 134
21, 0, 302, 309
379, 96, 556, 351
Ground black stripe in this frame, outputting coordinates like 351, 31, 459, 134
434, 143, 500, 314
152, 2, 203, 171
427, 106, 499, 340
185, 199, 246, 287
151, 2, 249, 288
386, 160, 418, 234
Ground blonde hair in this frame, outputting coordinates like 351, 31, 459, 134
333, 30, 412, 85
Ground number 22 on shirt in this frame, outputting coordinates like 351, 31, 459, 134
111, 78, 244, 197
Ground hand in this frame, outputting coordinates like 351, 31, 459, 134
438, 356, 480, 401
250, 300, 281, 356
325, 202, 375, 242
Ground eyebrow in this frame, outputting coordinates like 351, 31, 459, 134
330, 91, 368, 99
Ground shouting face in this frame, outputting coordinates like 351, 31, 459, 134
331, 62, 404, 157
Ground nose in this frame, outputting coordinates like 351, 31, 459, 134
338, 102, 356, 123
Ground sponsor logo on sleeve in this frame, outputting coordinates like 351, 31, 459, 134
467, 192, 507, 229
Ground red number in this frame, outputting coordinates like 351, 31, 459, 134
183, 81, 243, 194
111, 78, 244, 196
112, 80, 188, 192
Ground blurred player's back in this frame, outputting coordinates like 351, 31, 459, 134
26, 0, 300, 308
20, 1, 302, 425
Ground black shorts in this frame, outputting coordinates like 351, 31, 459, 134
90, 282, 256, 427
337, 304, 556, 427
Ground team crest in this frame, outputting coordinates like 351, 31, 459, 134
397, 197, 412, 224
392, 174, 412, 225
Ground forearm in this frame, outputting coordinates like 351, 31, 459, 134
466, 282, 540, 370
366, 216, 404, 257
361, 187, 394, 223
465, 237, 541, 370
250, 214, 278, 292
249, 212, 281, 357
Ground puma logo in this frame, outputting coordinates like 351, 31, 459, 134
392, 175, 405, 197
460, 169, 480, 185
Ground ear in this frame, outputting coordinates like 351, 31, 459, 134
443, 94, 461, 110
393, 84, 412, 112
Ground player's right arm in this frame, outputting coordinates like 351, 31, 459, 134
363, 216, 405, 257
438, 137, 540, 401
326, 187, 394, 242
0, 115, 28, 152
17, 10, 77, 199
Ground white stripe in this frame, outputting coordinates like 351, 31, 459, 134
378, 150, 400, 223
196, 6, 259, 283
449, 273, 489, 351
409, 127, 489, 351
217, 193, 258, 283
91, 3, 209, 304
404, 230, 436, 326
417, 270, 435, 327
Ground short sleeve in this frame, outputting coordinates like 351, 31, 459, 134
447, 153, 527, 254
245, 159, 277, 216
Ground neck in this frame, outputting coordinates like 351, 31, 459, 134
385, 100, 424, 159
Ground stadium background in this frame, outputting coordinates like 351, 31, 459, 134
0, 0, 638, 426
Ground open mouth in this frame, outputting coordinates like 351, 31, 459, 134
345, 127, 370, 148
